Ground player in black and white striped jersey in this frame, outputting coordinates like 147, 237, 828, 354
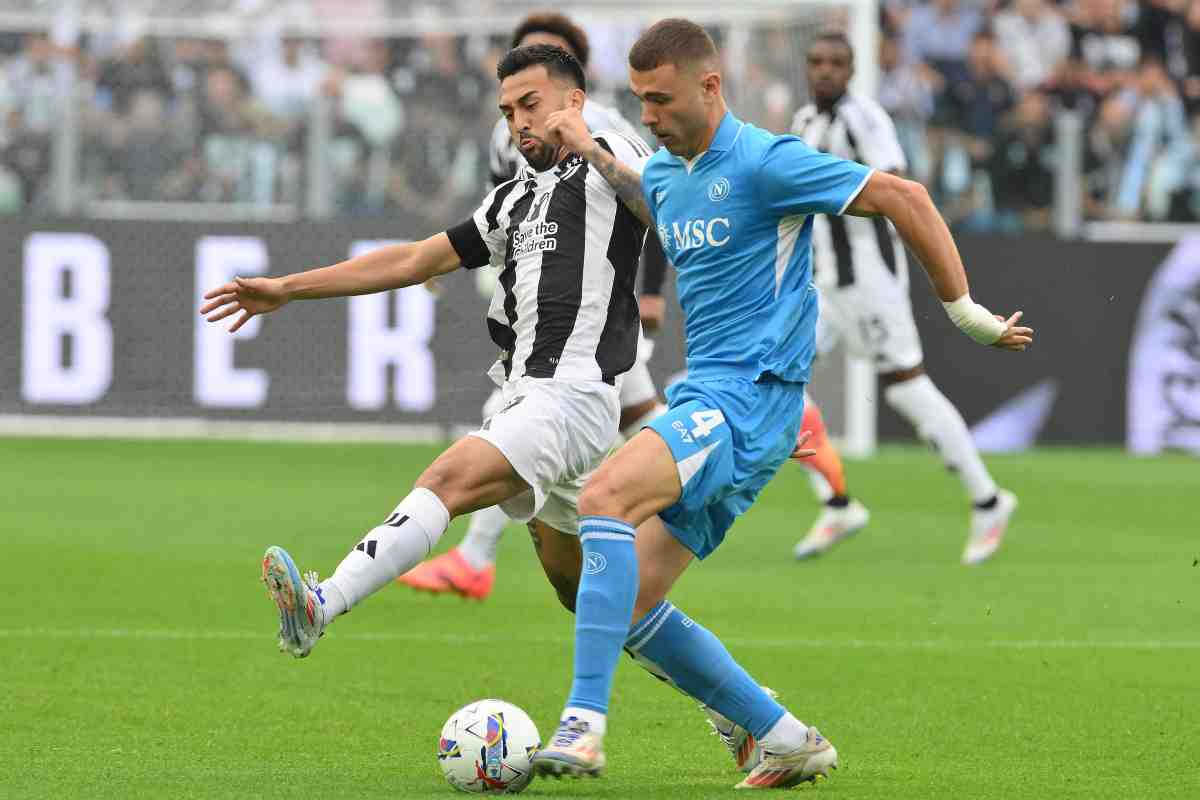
487, 13, 668, 450
486, 14, 644, 190
453, 121, 652, 390
204, 46, 659, 656
400, 13, 669, 600
790, 32, 1016, 566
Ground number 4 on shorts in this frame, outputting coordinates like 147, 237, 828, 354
690, 409, 726, 438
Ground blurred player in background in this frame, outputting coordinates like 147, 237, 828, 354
790, 32, 1017, 565
533, 18, 1031, 787
398, 12, 669, 601
790, 392, 868, 553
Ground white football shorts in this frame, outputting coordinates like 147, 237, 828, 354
483, 331, 658, 419
815, 258, 924, 373
470, 376, 619, 535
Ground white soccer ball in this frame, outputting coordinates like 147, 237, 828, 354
437, 699, 541, 794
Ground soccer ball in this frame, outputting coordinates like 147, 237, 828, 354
437, 699, 541, 794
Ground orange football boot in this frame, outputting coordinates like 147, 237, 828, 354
396, 548, 495, 600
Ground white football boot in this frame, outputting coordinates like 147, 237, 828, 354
962, 489, 1018, 565
793, 499, 870, 560
530, 717, 605, 778
261, 545, 327, 658
735, 727, 838, 790
702, 687, 777, 772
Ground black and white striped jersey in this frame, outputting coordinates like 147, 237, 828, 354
791, 93, 909, 291
448, 130, 653, 386
488, 99, 643, 187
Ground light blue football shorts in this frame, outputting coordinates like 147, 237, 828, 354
646, 374, 806, 559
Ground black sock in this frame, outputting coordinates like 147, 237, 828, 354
826, 495, 850, 508
974, 495, 998, 511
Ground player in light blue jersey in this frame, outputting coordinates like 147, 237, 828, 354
532, 19, 1033, 789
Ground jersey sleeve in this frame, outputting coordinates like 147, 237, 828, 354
594, 131, 654, 220
757, 136, 873, 218
446, 179, 518, 270
642, 156, 666, 221
593, 130, 653, 176
844, 102, 907, 174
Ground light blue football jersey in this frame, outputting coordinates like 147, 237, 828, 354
642, 111, 872, 384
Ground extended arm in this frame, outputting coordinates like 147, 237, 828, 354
847, 172, 1032, 351
846, 172, 965, 301
200, 233, 461, 332
279, 234, 461, 299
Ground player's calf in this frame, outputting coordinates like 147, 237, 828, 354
527, 519, 581, 612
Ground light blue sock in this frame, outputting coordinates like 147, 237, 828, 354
565, 516, 639, 715
626, 600, 785, 740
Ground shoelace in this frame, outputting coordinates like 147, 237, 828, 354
550, 720, 589, 748
301, 570, 327, 634
302, 570, 321, 592
705, 718, 739, 751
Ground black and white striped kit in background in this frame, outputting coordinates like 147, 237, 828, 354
791, 93, 909, 292
447, 131, 653, 386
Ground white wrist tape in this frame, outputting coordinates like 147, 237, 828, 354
943, 294, 1006, 345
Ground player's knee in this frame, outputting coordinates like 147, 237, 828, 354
578, 478, 622, 518
413, 464, 470, 516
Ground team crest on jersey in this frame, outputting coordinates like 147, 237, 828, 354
525, 191, 552, 223
514, 194, 559, 259
708, 177, 731, 202
557, 154, 585, 181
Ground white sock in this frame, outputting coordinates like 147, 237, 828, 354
561, 706, 607, 737
759, 712, 810, 754
457, 504, 510, 569
321, 488, 450, 619
618, 403, 668, 441
885, 375, 997, 504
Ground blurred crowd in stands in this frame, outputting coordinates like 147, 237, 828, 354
0, 0, 1196, 230
876, 0, 1200, 229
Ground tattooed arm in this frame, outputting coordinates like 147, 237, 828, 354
581, 140, 653, 226
546, 107, 654, 227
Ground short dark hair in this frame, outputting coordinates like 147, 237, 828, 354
511, 12, 590, 68
629, 18, 718, 72
810, 30, 853, 62
497, 44, 587, 91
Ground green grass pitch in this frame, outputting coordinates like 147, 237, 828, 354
1, 437, 1196, 798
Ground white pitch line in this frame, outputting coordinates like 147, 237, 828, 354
2, 628, 1198, 650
